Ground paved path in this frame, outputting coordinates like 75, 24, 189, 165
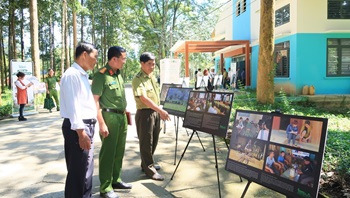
0, 87, 283, 198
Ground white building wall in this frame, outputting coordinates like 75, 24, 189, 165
296, 0, 350, 33
214, 1, 233, 40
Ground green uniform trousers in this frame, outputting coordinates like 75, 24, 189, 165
99, 111, 127, 193
48, 88, 60, 109
135, 109, 161, 177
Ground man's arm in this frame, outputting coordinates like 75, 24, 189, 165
93, 95, 109, 138
139, 95, 170, 121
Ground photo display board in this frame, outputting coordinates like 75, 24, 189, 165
183, 91, 234, 137
160, 83, 182, 105
225, 110, 328, 198
163, 87, 193, 117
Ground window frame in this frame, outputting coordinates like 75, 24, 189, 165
326, 38, 350, 77
327, 0, 350, 19
275, 4, 290, 27
274, 41, 290, 78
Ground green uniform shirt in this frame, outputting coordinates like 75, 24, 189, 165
91, 64, 127, 111
45, 76, 58, 90
132, 69, 160, 109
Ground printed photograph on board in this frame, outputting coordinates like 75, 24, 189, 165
269, 116, 323, 152
228, 136, 266, 170
265, 144, 318, 188
233, 111, 272, 141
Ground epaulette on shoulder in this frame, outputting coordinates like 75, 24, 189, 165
135, 71, 142, 78
99, 67, 107, 74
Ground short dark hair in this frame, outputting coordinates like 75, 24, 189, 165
108, 46, 126, 60
304, 156, 311, 161
140, 52, 155, 63
305, 120, 311, 125
75, 42, 97, 59
16, 72, 25, 78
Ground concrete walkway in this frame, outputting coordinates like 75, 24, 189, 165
0, 87, 284, 198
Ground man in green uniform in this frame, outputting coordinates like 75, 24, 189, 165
45, 68, 60, 112
91, 46, 131, 198
132, 52, 171, 181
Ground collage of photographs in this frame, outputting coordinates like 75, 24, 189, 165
226, 110, 327, 197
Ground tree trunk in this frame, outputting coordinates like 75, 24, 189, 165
0, 26, 4, 94
49, 10, 54, 70
65, 2, 70, 69
1, 32, 7, 88
73, 7, 77, 50
11, 1, 17, 60
80, 0, 84, 42
21, 9, 25, 61
102, 10, 107, 64
8, 0, 15, 88
257, 0, 275, 104
61, 0, 67, 72
29, 0, 40, 78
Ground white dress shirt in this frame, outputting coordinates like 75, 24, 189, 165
60, 62, 97, 130
15, 79, 30, 89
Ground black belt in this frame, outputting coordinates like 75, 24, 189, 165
83, 119, 97, 124
102, 108, 125, 114
64, 118, 97, 124
138, 108, 154, 112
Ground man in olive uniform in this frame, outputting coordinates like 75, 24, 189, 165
45, 68, 60, 111
132, 52, 171, 181
91, 46, 131, 198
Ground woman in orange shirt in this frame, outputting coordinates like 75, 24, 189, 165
15, 72, 33, 121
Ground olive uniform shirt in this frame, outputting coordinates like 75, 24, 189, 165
45, 76, 58, 89
132, 69, 160, 109
91, 64, 126, 110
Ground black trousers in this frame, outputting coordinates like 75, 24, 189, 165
62, 118, 95, 198
135, 109, 161, 177
19, 104, 25, 117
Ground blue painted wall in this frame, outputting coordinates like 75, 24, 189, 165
232, 0, 251, 40
250, 33, 350, 94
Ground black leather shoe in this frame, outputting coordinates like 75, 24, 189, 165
18, 116, 27, 121
100, 190, 119, 198
112, 181, 132, 189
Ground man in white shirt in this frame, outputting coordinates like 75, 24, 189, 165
60, 42, 98, 198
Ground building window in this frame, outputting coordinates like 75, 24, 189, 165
327, 38, 350, 76
275, 4, 290, 27
242, 0, 246, 13
236, 1, 241, 16
328, 0, 350, 19
274, 41, 290, 78
236, 0, 246, 16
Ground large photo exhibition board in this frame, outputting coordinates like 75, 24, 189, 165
225, 110, 328, 198
183, 91, 234, 138
163, 87, 193, 118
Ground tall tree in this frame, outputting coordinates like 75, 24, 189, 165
0, 26, 4, 94
29, 0, 40, 78
72, 1, 78, 50
257, 0, 275, 104
80, 0, 84, 42
61, 0, 67, 71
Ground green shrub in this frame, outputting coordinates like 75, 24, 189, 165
0, 104, 12, 117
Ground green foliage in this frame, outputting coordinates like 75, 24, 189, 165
323, 131, 350, 186
0, 88, 13, 117
0, 104, 12, 117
